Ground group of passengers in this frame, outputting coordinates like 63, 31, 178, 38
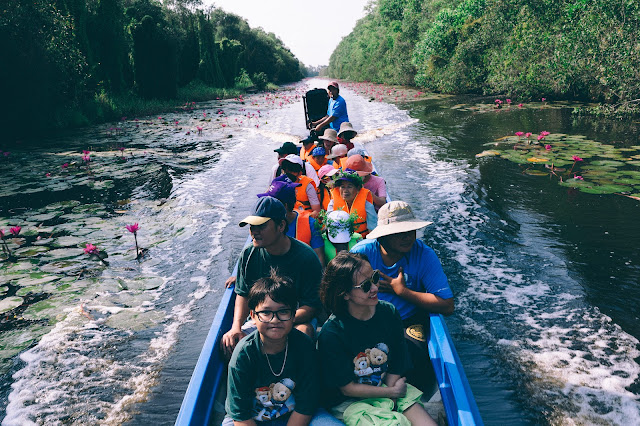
220, 81, 454, 426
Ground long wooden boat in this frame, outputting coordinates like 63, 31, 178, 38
176, 92, 483, 426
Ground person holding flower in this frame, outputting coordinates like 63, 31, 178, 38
327, 170, 377, 238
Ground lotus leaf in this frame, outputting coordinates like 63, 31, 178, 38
104, 309, 165, 331
476, 150, 500, 158
52, 236, 85, 248
0, 296, 24, 314
42, 248, 85, 260
14, 246, 50, 257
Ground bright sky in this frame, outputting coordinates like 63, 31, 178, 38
205, 0, 371, 67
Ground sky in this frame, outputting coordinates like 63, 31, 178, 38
205, 0, 371, 67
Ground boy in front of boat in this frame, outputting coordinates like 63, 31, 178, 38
224, 271, 343, 425
221, 196, 323, 359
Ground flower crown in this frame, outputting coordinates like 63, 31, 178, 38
332, 169, 363, 187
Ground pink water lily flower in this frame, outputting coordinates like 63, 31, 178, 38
541, 98, 546, 102
574, 175, 583, 180
540, 131, 550, 136
545, 145, 552, 151
515, 132, 524, 137
82, 150, 90, 155
9, 226, 21, 236
84, 243, 99, 255
572, 155, 583, 162
506, 99, 512, 104
518, 103, 523, 107
83, 155, 91, 162
126, 223, 139, 234
537, 135, 545, 141
62, 163, 69, 169
46, 172, 51, 177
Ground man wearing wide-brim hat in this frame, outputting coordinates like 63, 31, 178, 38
350, 200, 454, 390
311, 81, 349, 134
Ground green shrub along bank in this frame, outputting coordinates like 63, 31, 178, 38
329, 0, 640, 111
1, 0, 306, 137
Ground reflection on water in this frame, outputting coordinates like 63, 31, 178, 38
1, 79, 640, 425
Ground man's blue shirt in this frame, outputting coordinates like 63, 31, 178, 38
350, 239, 453, 319
327, 95, 349, 131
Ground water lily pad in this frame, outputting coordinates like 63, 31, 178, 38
589, 160, 625, 167
41, 248, 84, 260
40, 260, 85, 274
527, 157, 549, 163
524, 170, 549, 176
0, 286, 7, 295
119, 277, 164, 291
104, 309, 165, 331
27, 212, 62, 222
17, 275, 60, 287
52, 236, 84, 248
13, 246, 50, 257
476, 150, 500, 158
0, 296, 24, 314
44, 200, 81, 211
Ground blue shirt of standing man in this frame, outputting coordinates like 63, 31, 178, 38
311, 81, 349, 133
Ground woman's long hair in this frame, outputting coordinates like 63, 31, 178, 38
320, 251, 369, 318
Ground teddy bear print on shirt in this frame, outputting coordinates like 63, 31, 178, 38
253, 378, 296, 421
353, 343, 389, 386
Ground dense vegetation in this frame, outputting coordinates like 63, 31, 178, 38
329, 0, 640, 106
0, 0, 305, 135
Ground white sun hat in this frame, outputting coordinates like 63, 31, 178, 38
366, 201, 432, 239
326, 210, 352, 243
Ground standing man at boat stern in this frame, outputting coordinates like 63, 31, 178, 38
221, 196, 323, 359
311, 81, 349, 135
349, 201, 454, 391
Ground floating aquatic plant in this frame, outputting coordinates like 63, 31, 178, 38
83, 243, 108, 265
126, 223, 142, 260
477, 132, 640, 198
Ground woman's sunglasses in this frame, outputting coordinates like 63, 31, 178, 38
353, 270, 380, 293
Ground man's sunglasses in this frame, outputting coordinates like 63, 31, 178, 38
353, 270, 380, 293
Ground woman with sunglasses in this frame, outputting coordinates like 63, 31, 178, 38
317, 252, 436, 425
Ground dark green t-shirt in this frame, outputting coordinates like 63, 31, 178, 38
226, 329, 319, 422
235, 237, 322, 309
317, 301, 412, 406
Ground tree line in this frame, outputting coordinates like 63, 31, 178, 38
329, 0, 640, 106
0, 0, 306, 134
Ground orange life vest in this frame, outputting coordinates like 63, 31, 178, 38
331, 187, 373, 236
308, 156, 327, 171
300, 144, 315, 162
317, 184, 331, 211
294, 210, 312, 245
295, 175, 317, 212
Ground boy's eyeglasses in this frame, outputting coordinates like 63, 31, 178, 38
254, 309, 294, 323
353, 270, 380, 293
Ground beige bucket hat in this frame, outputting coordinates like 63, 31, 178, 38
318, 129, 339, 144
338, 122, 357, 139
366, 201, 432, 239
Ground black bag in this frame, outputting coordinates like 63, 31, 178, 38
303, 88, 329, 128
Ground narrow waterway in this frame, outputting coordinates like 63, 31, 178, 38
1, 79, 639, 425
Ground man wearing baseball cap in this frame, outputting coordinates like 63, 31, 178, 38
349, 200, 454, 390
221, 196, 323, 358
269, 141, 319, 186
310, 81, 349, 134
